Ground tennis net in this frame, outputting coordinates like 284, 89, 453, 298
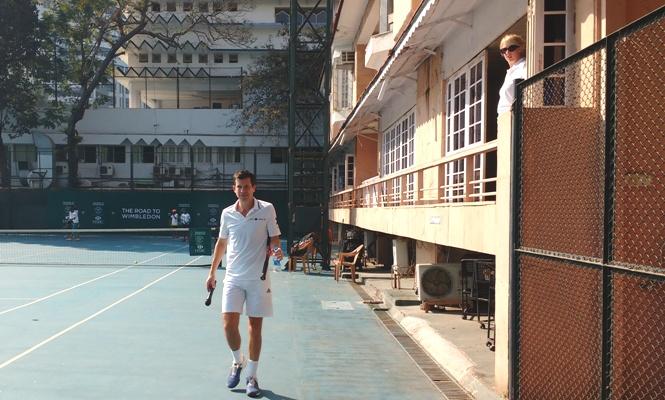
0, 228, 213, 267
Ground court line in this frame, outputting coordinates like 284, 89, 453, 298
0, 256, 202, 370
0, 246, 189, 316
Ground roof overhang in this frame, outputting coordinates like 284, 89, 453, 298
330, 0, 478, 152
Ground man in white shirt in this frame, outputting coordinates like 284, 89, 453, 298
206, 170, 283, 398
497, 34, 527, 115
67, 204, 80, 241
179, 210, 191, 241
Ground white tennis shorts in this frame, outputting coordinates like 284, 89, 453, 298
221, 279, 273, 317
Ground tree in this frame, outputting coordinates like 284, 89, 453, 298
234, 24, 326, 142
41, 0, 255, 187
0, 0, 59, 187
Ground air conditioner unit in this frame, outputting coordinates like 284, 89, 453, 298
99, 164, 114, 177
341, 51, 355, 64
56, 164, 69, 175
416, 263, 463, 306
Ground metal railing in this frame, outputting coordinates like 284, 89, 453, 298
330, 142, 497, 208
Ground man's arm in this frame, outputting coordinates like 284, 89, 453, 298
207, 237, 227, 290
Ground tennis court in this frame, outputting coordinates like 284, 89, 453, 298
0, 231, 445, 399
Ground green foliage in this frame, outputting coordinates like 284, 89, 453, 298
234, 26, 326, 136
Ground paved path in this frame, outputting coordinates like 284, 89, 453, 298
0, 262, 445, 399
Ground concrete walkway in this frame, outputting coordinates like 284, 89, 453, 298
351, 267, 504, 400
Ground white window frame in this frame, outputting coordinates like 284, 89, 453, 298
530, 0, 574, 73
334, 64, 354, 110
345, 154, 354, 188
331, 166, 338, 192
445, 158, 466, 202
445, 54, 486, 155
381, 110, 415, 177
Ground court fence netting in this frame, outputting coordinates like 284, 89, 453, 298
0, 228, 212, 267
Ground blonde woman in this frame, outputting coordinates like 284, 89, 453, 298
497, 34, 527, 114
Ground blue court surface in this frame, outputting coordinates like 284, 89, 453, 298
0, 235, 444, 399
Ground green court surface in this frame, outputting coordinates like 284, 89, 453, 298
1, 237, 444, 399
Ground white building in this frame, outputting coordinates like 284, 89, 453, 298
3, 0, 326, 190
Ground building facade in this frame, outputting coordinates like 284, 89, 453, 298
328, 0, 664, 397
2, 0, 326, 191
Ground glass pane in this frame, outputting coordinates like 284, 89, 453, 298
544, 0, 566, 11
544, 45, 566, 68
544, 15, 566, 43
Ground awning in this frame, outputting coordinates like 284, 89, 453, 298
330, 0, 479, 151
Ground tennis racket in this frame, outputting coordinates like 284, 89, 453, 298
205, 280, 216, 306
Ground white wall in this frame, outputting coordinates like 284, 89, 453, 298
440, 0, 526, 78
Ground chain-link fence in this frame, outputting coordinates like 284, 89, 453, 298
512, 7, 665, 399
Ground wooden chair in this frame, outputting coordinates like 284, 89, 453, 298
334, 244, 364, 283
288, 236, 318, 273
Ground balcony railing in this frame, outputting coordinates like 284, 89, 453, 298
331, 141, 498, 208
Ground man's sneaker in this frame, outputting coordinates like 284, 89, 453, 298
246, 376, 261, 398
227, 361, 244, 389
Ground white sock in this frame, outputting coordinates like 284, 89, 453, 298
246, 360, 258, 379
232, 349, 243, 365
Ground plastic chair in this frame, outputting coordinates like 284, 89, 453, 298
334, 244, 364, 283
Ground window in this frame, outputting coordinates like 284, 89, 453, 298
167, 53, 177, 63
161, 145, 184, 163
224, 147, 241, 163
228, 54, 238, 63
101, 146, 126, 163
212, 1, 222, 12
14, 144, 36, 164
446, 56, 485, 153
54, 145, 67, 162
77, 145, 97, 164
275, 8, 326, 25
152, 53, 161, 63
138, 53, 149, 63
198, 54, 208, 64
387, 0, 394, 31
198, 2, 208, 12
227, 1, 237, 11
382, 111, 415, 176
151, 2, 161, 12
166, 2, 176, 11
334, 65, 353, 110
345, 155, 354, 188
214, 53, 223, 63
132, 146, 155, 163
543, 0, 569, 105
183, 2, 192, 11
445, 159, 465, 202
194, 147, 212, 163
270, 148, 286, 163
275, 10, 289, 24
183, 53, 192, 63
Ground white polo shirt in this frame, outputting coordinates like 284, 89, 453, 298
219, 198, 281, 282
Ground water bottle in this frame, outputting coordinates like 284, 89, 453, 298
272, 247, 281, 271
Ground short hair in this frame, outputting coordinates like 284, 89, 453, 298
500, 34, 526, 56
233, 169, 256, 186
500, 33, 525, 48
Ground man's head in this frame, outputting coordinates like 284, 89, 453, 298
233, 170, 256, 186
232, 170, 256, 201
